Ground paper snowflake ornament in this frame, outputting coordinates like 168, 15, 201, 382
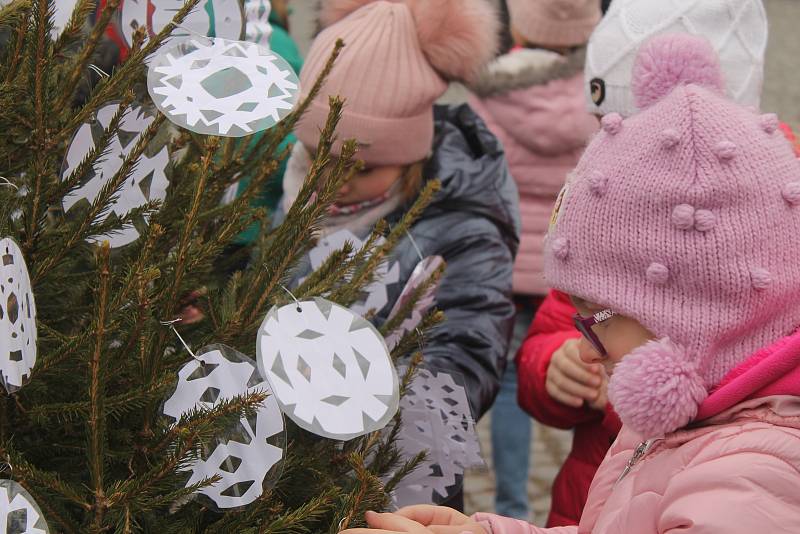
257, 298, 399, 440
117, 0, 243, 50
388, 367, 483, 507
384, 256, 443, 350
0, 479, 49, 533
0, 238, 37, 394
244, 0, 272, 47
61, 103, 170, 249
308, 230, 400, 318
148, 37, 300, 137
163, 345, 285, 509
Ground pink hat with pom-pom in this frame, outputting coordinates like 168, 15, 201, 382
295, 0, 499, 166
544, 33, 800, 438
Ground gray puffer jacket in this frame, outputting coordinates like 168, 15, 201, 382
288, 104, 520, 418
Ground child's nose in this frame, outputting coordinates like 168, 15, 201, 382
578, 337, 604, 364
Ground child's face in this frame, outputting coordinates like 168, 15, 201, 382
337, 165, 404, 205
323, 162, 405, 206
570, 295, 655, 376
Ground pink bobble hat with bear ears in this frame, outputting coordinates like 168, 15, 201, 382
544, 33, 800, 439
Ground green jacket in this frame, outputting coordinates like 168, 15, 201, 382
234, 15, 302, 245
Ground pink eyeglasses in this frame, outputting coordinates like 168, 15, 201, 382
572, 309, 615, 356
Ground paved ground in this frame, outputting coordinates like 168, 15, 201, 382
463, 417, 572, 524
287, 0, 800, 523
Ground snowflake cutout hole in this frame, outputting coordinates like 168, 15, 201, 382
0, 479, 49, 533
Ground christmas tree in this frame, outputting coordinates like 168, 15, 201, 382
0, 0, 442, 531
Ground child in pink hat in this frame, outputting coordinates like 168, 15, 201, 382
342, 33, 800, 534
281, 0, 521, 510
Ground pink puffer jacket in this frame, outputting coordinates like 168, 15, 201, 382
474, 330, 800, 533
469, 48, 598, 296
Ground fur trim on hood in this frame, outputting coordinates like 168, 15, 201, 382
470, 47, 587, 98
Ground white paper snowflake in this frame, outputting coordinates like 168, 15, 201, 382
388, 367, 483, 507
0, 238, 37, 394
308, 230, 400, 318
162, 345, 284, 509
244, 0, 272, 47
383, 256, 443, 350
118, 0, 243, 49
0, 479, 49, 533
61, 103, 170, 249
148, 37, 300, 137
256, 298, 399, 440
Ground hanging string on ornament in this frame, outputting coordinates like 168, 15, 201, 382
0, 177, 19, 190
256, 296, 399, 441
87, 64, 110, 79
159, 318, 204, 365
60, 102, 171, 249
162, 344, 285, 510
0, 238, 37, 394
147, 36, 300, 137
279, 284, 302, 313
0, 458, 50, 534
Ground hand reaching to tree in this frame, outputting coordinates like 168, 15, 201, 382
545, 338, 607, 410
340, 507, 487, 534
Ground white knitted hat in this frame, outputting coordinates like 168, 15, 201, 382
585, 0, 768, 116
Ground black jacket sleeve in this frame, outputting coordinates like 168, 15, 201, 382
416, 220, 516, 419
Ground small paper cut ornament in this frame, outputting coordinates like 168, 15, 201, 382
307, 230, 400, 317
256, 298, 399, 440
243, 0, 272, 47
0, 238, 37, 394
116, 0, 244, 50
147, 37, 300, 137
61, 103, 170, 248
383, 256, 443, 350
388, 367, 483, 507
0, 479, 49, 533
162, 344, 285, 509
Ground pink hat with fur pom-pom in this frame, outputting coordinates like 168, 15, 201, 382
295, 0, 499, 166
544, 33, 800, 438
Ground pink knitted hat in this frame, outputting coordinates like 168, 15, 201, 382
507, 0, 600, 47
295, 0, 499, 166
544, 34, 800, 438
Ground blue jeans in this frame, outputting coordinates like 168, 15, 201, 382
491, 306, 535, 520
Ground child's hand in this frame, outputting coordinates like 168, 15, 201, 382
587, 368, 608, 411
546, 338, 605, 409
340, 508, 487, 534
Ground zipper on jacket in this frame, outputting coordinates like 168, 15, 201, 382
616, 439, 662, 484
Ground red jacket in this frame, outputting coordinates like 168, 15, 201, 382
516, 290, 621, 527
779, 122, 800, 157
